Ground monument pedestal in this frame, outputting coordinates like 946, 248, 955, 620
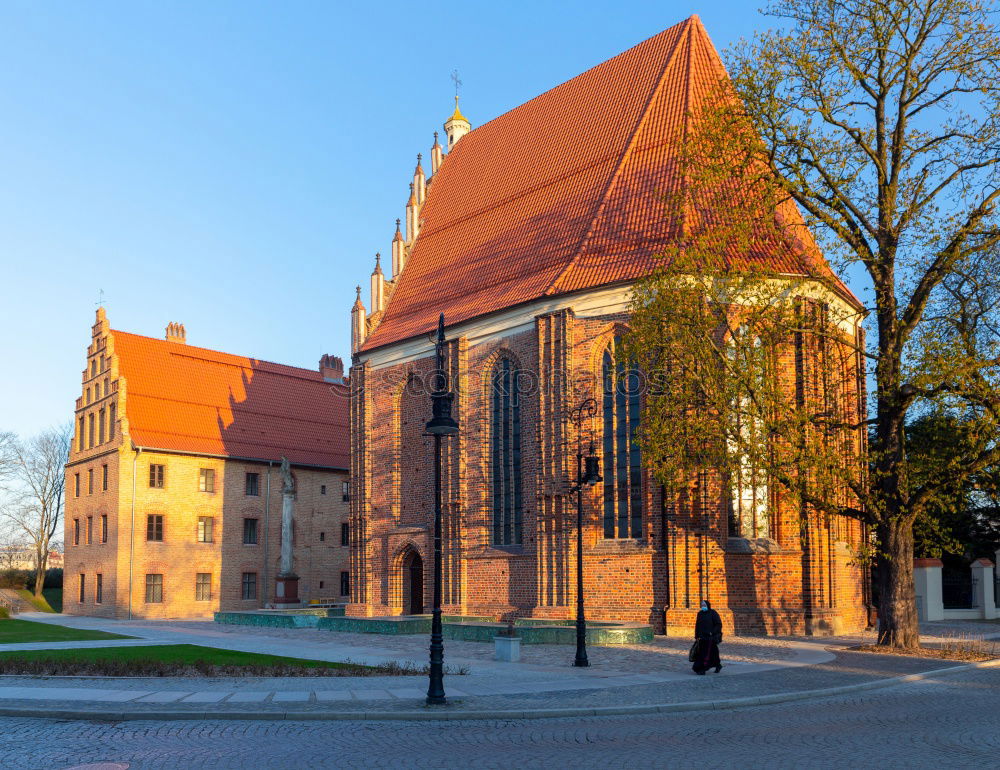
274, 574, 300, 605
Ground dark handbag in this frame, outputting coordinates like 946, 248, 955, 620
688, 640, 700, 662
713, 631, 723, 645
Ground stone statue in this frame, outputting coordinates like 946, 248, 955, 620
279, 456, 296, 497
278, 456, 296, 579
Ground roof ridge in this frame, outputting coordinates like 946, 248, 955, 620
679, 17, 695, 245
543, 19, 694, 297
448, 19, 696, 149
111, 329, 331, 381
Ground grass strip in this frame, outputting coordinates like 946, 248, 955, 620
0, 619, 132, 644
0, 644, 464, 677
14, 590, 55, 613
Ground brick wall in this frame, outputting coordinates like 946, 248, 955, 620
350, 301, 869, 636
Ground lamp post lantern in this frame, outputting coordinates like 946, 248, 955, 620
425, 313, 459, 705
567, 399, 602, 668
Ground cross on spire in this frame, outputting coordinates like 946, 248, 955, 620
95, 288, 106, 308
451, 69, 462, 101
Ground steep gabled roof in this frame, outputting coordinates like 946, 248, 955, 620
361, 16, 858, 353
113, 331, 349, 469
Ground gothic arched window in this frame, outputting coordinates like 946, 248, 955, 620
602, 336, 643, 539
491, 357, 522, 545
726, 327, 770, 539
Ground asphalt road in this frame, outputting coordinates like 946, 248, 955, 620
7, 666, 998, 770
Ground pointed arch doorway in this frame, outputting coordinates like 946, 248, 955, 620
403, 550, 424, 615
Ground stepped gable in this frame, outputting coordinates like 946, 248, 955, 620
361, 16, 857, 353
113, 331, 348, 469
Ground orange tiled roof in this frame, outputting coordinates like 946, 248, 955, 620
362, 16, 859, 352
113, 331, 349, 469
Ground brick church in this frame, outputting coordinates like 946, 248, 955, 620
348, 16, 869, 635
63, 308, 351, 619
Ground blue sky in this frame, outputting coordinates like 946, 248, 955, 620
1, 1, 807, 436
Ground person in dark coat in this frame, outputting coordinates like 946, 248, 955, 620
692, 599, 723, 675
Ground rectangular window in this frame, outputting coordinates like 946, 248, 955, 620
199, 468, 215, 493
320, 484, 326, 495
108, 402, 116, 440
245, 472, 260, 496
88, 413, 95, 448
342, 481, 350, 502
79, 574, 86, 603
96, 574, 103, 604
341, 522, 350, 546
98, 408, 106, 444
149, 464, 164, 488
88, 468, 94, 494
145, 573, 163, 603
101, 514, 108, 543
74, 473, 80, 497
102, 464, 108, 491
87, 516, 93, 545
243, 518, 259, 545
197, 516, 214, 543
340, 571, 350, 597
78, 417, 85, 451
319, 531, 325, 542
195, 573, 211, 601
241, 572, 257, 600
73, 519, 80, 546
146, 514, 163, 542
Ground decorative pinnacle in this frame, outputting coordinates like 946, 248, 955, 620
436, 313, 447, 373
355, 286, 361, 300
375, 252, 381, 267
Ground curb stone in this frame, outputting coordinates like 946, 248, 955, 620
1, 657, 996, 723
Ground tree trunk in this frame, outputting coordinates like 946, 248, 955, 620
876, 518, 920, 648
33, 548, 47, 598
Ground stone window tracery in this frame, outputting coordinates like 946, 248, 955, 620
602, 336, 643, 539
490, 356, 522, 545
725, 326, 771, 540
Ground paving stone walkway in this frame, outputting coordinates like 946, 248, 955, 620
1, 613, 997, 720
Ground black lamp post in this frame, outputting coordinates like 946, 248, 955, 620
425, 313, 459, 705
567, 399, 602, 668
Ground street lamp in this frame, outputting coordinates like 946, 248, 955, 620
425, 313, 459, 705
567, 399, 602, 668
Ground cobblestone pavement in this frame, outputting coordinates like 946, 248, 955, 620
4, 665, 997, 770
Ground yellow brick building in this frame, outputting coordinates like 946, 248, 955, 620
64, 308, 351, 619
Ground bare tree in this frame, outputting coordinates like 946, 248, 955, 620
0, 431, 15, 484
3, 425, 71, 597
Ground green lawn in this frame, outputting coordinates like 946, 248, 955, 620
0, 618, 132, 644
0, 643, 426, 677
0, 644, 356, 668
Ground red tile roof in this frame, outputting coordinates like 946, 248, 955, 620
113, 331, 349, 469
362, 16, 859, 352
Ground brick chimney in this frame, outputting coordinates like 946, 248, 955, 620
319, 354, 344, 383
165, 322, 186, 343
